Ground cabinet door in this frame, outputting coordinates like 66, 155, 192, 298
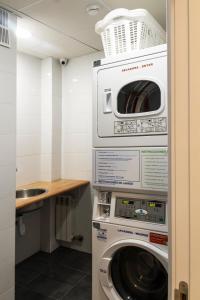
169, 0, 200, 299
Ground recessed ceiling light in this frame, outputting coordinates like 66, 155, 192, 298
86, 4, 101, 16
16, 27, 32, 39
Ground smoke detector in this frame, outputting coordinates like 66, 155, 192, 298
86, 4, 101, 16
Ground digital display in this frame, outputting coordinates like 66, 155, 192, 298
122, 200, 134, 205
148, 202, 162, 208
149, 202, 156, 207
116, 197, 166, 224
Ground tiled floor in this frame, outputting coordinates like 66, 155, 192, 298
15, 247, 92, 300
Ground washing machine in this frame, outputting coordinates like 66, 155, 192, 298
93, 44, 167, 148
92, 190, 168, 300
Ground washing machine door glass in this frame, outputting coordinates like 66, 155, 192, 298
117, 80, 161, 115
111, 246, 168, 300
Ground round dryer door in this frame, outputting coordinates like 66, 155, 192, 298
117, 80, 161, 115
99, 239, 168, 300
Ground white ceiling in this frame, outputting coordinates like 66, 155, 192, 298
0, 0, 167, 59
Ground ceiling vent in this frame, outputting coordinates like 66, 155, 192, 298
0, 8, 10, 48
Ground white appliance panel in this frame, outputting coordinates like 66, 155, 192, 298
93, 44, 168, 148
97, 55, 167, 137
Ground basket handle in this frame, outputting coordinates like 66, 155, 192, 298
95, 8, 147, 34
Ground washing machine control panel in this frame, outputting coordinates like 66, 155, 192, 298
115, 197, 166, 224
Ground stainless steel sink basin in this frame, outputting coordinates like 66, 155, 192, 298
16, 188, 47, 199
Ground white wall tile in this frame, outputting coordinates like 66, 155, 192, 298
16, 94, 41, 117
0, 288, 14, 300
61, 52, 103, 253
16, 53, 42, 185
62, 112, 90, 134
62, 153, 90, 174
16, 155, 41, 186
40, 154, 52, 181
0, 12, 16, 299
0, 135, 15, 166
0, 165, 15, 197
0, 261, 14, 296
0, 104, 15, 135
0, 228, 15, 267
17, 115, 41, 135
16, 135, 41, 157
0, 72, 16, 104
62, 133, 89, 154
40, 58, 62, 181
0, 196, 15, 231
61, 51, 103, 179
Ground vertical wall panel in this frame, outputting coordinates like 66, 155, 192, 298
0, 12, 16, 300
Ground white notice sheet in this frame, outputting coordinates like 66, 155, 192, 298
141, 149, 168, 190
95, 150, 140, 186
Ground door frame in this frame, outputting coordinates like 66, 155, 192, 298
169, 0, 200, 298
168, 0, 190, 297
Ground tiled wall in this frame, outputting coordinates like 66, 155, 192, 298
0, 12, 16, 300
16, 49, 103, 255
41, 58, 62, 181
62, 51, 103, 253
16, 53, 42, 185
16, 53, 42, 263
16, 56, 62, 263
16, 54, 62, 185
62, 52, 103, 181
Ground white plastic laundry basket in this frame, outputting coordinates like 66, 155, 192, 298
95, 8, 166, 57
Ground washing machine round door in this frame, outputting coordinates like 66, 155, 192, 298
99, 239, 168, 300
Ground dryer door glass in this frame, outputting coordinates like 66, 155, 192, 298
111, 246, 168, 300
117, 80, 161, 114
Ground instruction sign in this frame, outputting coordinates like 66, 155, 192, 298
94, 150, 140, 186
93, 147, 168, 192
141, 149, 168, 190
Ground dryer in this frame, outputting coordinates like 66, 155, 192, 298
93, 44, 167, 148
92, 191, 168, 300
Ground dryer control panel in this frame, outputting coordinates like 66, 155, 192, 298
115, 197, 166, 224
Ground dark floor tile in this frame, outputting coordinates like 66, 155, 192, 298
17, 256, 50, 274
62, 275, 92, 300
46, 264, 86, 285
16, 248, 92, 300
27, 274, 73, 300
15, 285, 51, 300
15, 265, 41, 286
59, 250, 92, 274
31, 248, 67, 264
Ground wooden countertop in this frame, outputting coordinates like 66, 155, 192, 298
16, 179, 89, 209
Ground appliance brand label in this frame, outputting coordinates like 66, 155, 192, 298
150, 232, 168, 245
97, 229, 107, 241
118, 229, 133, 235
122, 63, 154, 72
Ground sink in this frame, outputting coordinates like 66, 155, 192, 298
16, 188, 47, 199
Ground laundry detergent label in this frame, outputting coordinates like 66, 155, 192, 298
93, 147, 168, 192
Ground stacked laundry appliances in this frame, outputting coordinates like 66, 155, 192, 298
92, 44, 168, 300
